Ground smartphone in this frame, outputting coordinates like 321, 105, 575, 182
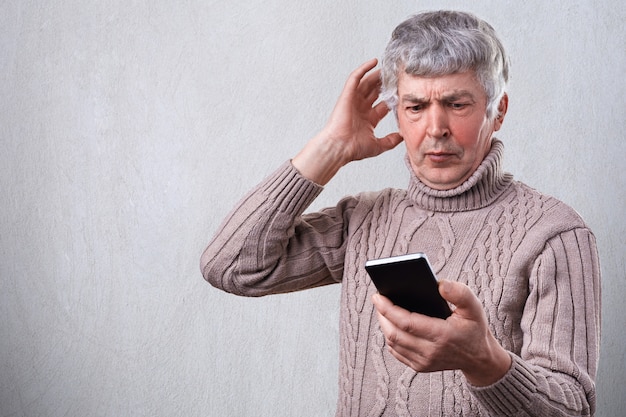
365, 252, 452, 319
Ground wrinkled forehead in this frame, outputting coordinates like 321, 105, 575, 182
396, 70, 488, 101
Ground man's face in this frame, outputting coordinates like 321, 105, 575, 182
397, 71, 505, 190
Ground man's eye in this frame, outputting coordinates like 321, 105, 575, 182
450, 102, 468, 109
408, 105, 423, 112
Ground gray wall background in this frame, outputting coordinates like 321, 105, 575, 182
1, 1, 624, 416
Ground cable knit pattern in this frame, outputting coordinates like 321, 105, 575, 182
201, 139, 601, 416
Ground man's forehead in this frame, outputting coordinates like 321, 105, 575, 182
397, 71, 486, 100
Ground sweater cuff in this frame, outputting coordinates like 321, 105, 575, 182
259, 160, 324, 215
468, 353, 537, 415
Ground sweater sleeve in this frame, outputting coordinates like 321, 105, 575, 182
200, 161, 354, 296
469, 227, 601, 416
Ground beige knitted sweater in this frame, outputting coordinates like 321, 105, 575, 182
201, 140, 601, 416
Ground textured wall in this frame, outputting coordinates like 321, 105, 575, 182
1, 1, 624, 416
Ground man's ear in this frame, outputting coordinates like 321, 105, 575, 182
493, 93, 508, 131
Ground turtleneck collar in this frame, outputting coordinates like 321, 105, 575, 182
406, 139, 513, 212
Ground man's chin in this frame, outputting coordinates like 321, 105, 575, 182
417, 169, 471, 190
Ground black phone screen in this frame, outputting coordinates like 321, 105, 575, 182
365, 253, 452, 319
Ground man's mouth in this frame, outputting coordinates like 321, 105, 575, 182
426, 152, 455, 162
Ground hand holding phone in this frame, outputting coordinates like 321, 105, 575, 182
365, 252, 452, 319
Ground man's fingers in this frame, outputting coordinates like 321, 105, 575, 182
372, 293, 441, 338
371, 100, 390, 121
439, 280, 483, 320
377, 132, 404, 153
360, 69, 382, 102
373, 294, 406, 348
344, 58, 378, 91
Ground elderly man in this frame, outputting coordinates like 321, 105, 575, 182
201, 10, 600, 416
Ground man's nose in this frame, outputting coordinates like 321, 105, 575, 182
426, 105, 450, 139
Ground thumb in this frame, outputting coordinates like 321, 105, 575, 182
439, 280, 483, 320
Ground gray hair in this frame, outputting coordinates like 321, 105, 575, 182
380, 11, 509, 119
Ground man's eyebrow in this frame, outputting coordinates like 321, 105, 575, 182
441, 91, 476, 101
400, 94, 428, 104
